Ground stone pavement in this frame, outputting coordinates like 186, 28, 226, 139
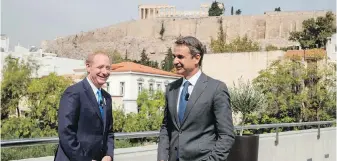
12, 144, 158, 161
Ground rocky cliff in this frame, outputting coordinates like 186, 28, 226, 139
41, 11, 328, 62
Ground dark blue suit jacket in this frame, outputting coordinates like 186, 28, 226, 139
54, 78, 114, 161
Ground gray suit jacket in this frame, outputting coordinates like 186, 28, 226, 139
157, 72, 235, 161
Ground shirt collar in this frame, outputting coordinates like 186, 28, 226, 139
182, 69, 201, 86
87, 77, 100, 94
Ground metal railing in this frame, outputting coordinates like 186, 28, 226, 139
1, 121, 335, 148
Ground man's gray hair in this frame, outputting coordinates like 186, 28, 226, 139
175, 36, 206, 66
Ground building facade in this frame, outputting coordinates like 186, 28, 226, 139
138, 3, 224, 19
1, 44, 86, 81
326, 33, 336, 62
74, 62, 181, 113
0, 34, 9, 52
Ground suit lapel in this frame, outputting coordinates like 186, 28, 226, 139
181, 73, 208, 126
82, 79, 103, 123
102, 90, 111, 133
169, 78, 182, 129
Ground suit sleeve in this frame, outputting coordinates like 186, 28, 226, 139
58, 89, 90, 161
157, 86, 170, 161
209, 82, 235, 161
106, 103, 115, 158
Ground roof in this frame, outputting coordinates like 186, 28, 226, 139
111, 62, 181, 77
284, 49, 326, 60
73, 62, 181, 77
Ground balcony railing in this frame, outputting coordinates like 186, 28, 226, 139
1, 121, 335, 148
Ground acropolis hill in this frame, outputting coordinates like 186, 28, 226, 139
40, 4, 330, 62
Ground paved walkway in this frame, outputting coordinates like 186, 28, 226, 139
12, 145, 158, 161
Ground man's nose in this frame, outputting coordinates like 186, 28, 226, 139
173, 57, 179, 64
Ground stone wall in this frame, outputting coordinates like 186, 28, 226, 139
41, 11, 329, 61
201, 50, 285, 87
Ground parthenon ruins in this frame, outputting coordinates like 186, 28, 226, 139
138, 4, 223, 19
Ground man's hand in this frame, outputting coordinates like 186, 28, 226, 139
101, 156, 112, 161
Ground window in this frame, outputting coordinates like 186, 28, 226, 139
138, 83, 143, 93
157, 83, 161, 91
149, 83, 154, 93
120, 82, 125, 96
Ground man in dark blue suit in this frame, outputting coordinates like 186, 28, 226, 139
55, 52, 114, 161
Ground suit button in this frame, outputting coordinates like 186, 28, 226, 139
179, 131, 182, 134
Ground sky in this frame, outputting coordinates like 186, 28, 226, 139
1, 0, 336, 49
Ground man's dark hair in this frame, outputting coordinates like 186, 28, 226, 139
175, 36, 206, 67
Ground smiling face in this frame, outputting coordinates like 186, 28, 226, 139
173, 44, 201, 79
86, 53, 111, 88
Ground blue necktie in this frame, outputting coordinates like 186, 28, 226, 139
96, 90, 104, 117
178, 81, 190, 123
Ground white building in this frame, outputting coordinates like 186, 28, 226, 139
75, 62, 181, 113
326, 33, 336, 62
1, 45, 86, 80
1, 34, 9, 52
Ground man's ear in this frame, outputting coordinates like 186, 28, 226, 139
194, 54, 201, 64
85, 63, 90, 73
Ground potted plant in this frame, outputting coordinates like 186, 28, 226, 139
227, 78, 266, 161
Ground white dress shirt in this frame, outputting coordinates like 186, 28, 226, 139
87, 77, 100, 102
176, 69, 202, 115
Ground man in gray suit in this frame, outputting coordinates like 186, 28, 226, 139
157, 36, 235, 161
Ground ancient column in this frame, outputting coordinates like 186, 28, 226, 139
174, 7, 176, 17
204, 6, 208, 16
164, 7, 168, 17
154, 8, 157, 18
141, 8, 144, 19
139, 7, 142, 19
160, 7, 163, 17
152, 8, 154, 18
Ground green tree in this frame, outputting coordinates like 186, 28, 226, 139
303, 61, 336, 121
229, 78, 266, 128
110, 50, 124, 63
140, 49, 150, 65
235, 9, 242, 15
252, 59, 336, 123
133, 49, 159, 69
274, 7, 281, 11
210, 17, 226, 52
124, 50, 129, 61
1, 117, 42, 139
123, 89, 165, 132
149, 61, 159, 69
1, 55, 37, 119
161, 47, 174, 72
208, 1, 223, 16
160, 21, 165, 40
265, 44, 278, 51
112, 107, 126, 132
289, 11, 336, 49
97, 49, 123, 64
211, 35, 260, 53
27, 73, 73, 130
